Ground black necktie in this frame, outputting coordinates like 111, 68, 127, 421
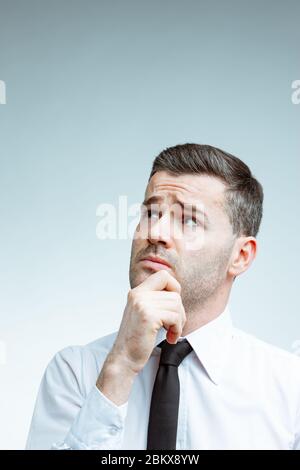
146, 338, 193, 450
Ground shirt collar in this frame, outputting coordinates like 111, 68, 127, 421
153, 304, 233, 385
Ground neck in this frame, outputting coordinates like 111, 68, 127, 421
181, 289, 230, 336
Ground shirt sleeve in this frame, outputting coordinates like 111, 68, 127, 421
25, 346, 128, 450
291, 351, 300, 450
293, 398, 300, 450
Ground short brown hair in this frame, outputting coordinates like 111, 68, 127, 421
149, 143, 263, 237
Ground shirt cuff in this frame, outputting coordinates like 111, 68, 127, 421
61, 385, 128, 450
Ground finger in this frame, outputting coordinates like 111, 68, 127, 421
136, 270, 181, 294
159, 310, 183, 343
145, 291, 182, 301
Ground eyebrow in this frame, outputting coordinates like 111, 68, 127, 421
142, 195, 210, 224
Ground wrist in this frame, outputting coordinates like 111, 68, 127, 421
103, 351, 139, 378
96, 353, 137, 406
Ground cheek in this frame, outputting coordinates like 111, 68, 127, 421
177, 230, 208, 254
133, 220, 145, 242
180, 242, 215, 271
131, 233, 146, 259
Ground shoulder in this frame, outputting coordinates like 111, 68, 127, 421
45, 330, 119, 396
232, 326, 300, 380
53, 330, 119, 366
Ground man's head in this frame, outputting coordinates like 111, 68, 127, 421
129, 143, 263, 314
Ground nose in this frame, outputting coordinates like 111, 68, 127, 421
148, 211, 174, 248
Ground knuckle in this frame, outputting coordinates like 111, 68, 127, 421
160, 270, 169, 280
168, 291, 180, 302
128, 290, 141, 306
131, 294, 143, 309
137, 300, 147, 313
127, 289, 135, 302
140, 310, 150, 323
173, 310, 181, 322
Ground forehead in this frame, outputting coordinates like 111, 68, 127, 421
145, 171, 227, 210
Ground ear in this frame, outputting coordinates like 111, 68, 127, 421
228, 236, 257, 278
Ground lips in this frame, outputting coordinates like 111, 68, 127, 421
140, 256, 172, 270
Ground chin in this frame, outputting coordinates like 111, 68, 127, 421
129, 269, 148, 289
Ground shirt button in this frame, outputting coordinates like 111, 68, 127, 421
109, 425, 120, 435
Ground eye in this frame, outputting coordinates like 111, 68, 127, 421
147, 209, 160, 220
182, 215, 198, 228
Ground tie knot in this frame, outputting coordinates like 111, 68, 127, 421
158, 338, 193, 367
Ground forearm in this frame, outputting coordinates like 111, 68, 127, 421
96, 353, 137, 406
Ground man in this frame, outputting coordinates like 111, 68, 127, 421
26, 143, 300, 450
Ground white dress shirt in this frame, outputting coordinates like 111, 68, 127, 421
26, 306, 300, 450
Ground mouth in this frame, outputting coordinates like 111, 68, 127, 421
139, 256, 172, 271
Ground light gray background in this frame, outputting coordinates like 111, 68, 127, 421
0, 0, 299, 449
